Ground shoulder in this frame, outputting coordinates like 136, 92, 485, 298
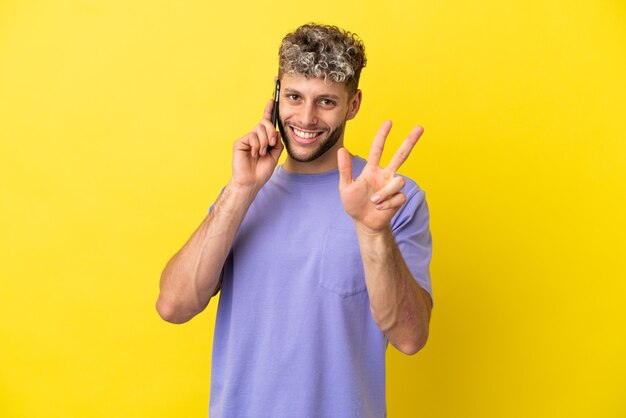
399, 174, 422, 198
391, 173, 429, 230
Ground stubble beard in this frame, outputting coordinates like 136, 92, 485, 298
278, 118, 346, 163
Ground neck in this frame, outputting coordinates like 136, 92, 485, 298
283, 140, 347, 174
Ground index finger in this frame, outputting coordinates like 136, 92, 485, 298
386, 126, 424, 173
367, 120, 393, 167
262, 99, 274, 121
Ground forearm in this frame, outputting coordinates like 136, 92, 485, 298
156, 183, 257, 323
356, 225, 432, 355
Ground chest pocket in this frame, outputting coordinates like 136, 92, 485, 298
318, 227, 367, 298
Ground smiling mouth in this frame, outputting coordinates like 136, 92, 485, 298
290, 126, 324, 141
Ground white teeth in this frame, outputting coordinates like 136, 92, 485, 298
292, 127, 320, 140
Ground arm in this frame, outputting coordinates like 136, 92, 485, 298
338, 120, 432, 355
354, 224, 432, 355
156, 184, 257, 324
156, 100, 283, 324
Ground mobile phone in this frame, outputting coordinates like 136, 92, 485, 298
271, 79, 280, 128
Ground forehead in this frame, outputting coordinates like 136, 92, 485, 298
280, 73, 350, 98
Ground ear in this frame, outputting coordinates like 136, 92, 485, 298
346, 89, 362, 121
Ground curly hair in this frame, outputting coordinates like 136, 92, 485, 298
278, 23, 367, 95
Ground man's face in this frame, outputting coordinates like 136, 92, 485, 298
277, 74, 361, 167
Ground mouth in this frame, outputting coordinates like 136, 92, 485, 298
289, 125, 325, 145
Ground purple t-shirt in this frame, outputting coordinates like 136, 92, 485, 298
209, 156, 432, 418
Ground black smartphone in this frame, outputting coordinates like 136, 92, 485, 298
271, 79, 280, 128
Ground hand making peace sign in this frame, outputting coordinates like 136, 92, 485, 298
337, 120, 424, 233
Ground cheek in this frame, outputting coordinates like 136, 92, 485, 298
278, 107, 294, 123
328, 111, 349, 128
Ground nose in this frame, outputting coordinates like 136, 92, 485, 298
300, 101, 318, 127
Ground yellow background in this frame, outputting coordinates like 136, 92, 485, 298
1, 0, 625, 417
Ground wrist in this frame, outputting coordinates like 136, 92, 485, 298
354, 222, 393, 238
226, 180, 259, 204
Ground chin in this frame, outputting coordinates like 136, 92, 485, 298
280, 120, 345, 163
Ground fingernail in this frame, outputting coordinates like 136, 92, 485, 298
376, 203, 384, 210
371, 195, 381, 203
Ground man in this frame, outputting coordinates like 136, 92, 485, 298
157, 23, 433, 417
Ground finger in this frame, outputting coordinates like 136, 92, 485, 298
247, 132, 260, 158
258, 118, 278, 147
375, 192, 407, 211
262, 99, 274, 121
234, 132, 251, 152
386, 126, 424, 174
268, 130, 284, 161
337, 147, 353, 189
254, 124, 270, 156
370, 176, 406, 204
368, 120, 392, 167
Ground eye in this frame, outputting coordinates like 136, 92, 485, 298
287, 94, 300, 101
320, 98, 336, 107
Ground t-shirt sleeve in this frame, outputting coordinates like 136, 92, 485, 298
391, 179, 433, 303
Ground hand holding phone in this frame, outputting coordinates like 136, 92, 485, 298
230, 94, 284, 191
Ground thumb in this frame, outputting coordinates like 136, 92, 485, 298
337, 147, 353, 189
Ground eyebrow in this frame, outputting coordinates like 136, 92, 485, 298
282, 88, 341, 101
